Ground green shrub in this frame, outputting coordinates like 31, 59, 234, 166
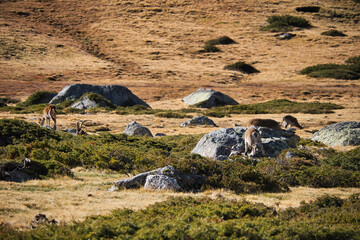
300, 63, 360, 80
345, 56, 360, 65
205, 36, 236, 45
17, 91, 57, 107
295, 6, 320, 13
201, 44, 221, 53
261, 15, 311, 32
324, 147, 360, 171
223, 61, 259, 74
0, 119, 60, 146
204, 99, 343, 117
321, 29, 347, 37
2, 194, 359, 239
155, 111, 193, 118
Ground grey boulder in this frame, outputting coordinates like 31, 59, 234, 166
111, 165, 204, 192
183, 88, 238, 108
192, 126, 300, 160
70, 95, 99, 109
49, 84, 150, 107
144, 175, 182, 191
181, 115, 217, 127
311, 121, 360, 146
123, 121, 153, 137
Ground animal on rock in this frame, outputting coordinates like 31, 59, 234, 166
76, 120, 88, 135
246, 118, 281, 130
244, 126, 266, 157
281, 115, 304, 129
39, 105, 56, 130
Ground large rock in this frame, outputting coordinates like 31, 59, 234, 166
311, 121, 360, 146
192, 126, 300, 160
111, 165, 204, 192
123, 121, 153, 137
49, 84, 150, 107
183, 88, 238, 108
70, 95, 100, 109
191, 128, 246, 160
144, 175, 182, 191
181, 115, 217, 127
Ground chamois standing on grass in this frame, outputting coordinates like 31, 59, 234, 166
39, 105, 56, 130
244, 126, 266, 157
246, 118, 281, 130
281, 115, 304, 129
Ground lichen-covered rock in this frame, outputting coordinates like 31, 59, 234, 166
191, 128, 245, 160
181, 115, 217, 127
183, 88, 238, 108
111, 165, 205, 192
191, 126, 300, 160
70, 95, 98, 109
50, 84, 150, 107
311, 121, 360, 146
144, 175, 182, 191
123, 121, 153, 137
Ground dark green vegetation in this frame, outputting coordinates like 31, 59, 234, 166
295, 6, 321, 13
223, 61, 259, 74
0, 93, 343, 118
200, 44, 221, 53
17, 91, 57, 107
204, 99, 343, 117
205, 36, 236, 45
300, 57, 360, 80
1, 194, 359, 239
1, 119, 359, 190
321, 29, 347, 37
261, 15, 311, 32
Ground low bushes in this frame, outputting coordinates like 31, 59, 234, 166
261, 15, 311, 32
204, 99, 343, 117
321, 29, 347, 37
1, 194, 359, 239
223, 61, 259, 74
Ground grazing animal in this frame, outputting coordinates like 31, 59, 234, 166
281, 115, 304, 129
39, 105, 56, 130
246, 118, 281, 130
244, 126, 266, 157
76, 120, 88, 135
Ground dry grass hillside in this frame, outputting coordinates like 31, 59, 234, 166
0, 0, 360, 229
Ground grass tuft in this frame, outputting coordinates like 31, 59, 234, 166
261, 15, 311, 32
205, 36, 236, 45
223, 61, 259, 74
300, 63, 360, 80
321, 29, 347, 37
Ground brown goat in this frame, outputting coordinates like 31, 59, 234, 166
39, 105, 56, 130
244, 127, 266, 157
281, 115, 304, 129
246, 118, 281, 130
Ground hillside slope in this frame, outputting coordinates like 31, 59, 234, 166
0, 0, 359, 106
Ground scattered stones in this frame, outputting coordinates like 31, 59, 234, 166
181, 115, 217, 127
123, 121, 153, 137
311, 121, 360, 146
183, 88, 238, 108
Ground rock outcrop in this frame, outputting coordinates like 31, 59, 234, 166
191, 126, 300, 160
123, 121, 153, 137
49, 84, 150, 107
181, 115, 217, 127
311, 121, 360, 146
110, 165, 205, 192
183, 88, 238, 108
